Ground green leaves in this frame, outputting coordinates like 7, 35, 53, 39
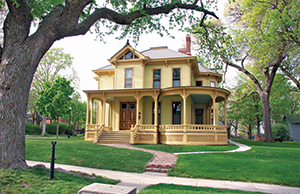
36, 77, 74, 121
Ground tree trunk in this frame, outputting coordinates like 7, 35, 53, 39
234, 120, 238, 138
56, 119, 59, 139
247, 124, 252, 140
256, 113, 260, 139
261, 93, 275, 143
41, 116, 47, 136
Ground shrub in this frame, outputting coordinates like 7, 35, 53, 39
25, 124, 42, 135
46, 123, 68, 135
272, 124, 290, 142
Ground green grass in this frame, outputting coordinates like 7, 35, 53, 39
139, 184, 265, 194
0, 167, 118, 194
133, 144, 238, 153
26, 137, 153, 173
169, 139, 300, 187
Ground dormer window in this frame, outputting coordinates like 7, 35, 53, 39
125, 51, 133, 59
119, 51, 139, 60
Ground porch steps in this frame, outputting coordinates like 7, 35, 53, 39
98, 131, 130, 144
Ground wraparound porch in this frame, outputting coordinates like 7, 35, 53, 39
85, 124, 228, 145
84, 86, 230, 145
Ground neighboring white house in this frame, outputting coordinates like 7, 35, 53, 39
284, 115, 300, 142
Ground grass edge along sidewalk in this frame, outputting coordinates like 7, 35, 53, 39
26, 137, 300, 187
169, 139, 300, 187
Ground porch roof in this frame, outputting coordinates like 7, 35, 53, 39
83, 86, 230, 103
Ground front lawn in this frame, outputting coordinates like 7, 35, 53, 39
26, 137, 153, 173
139, 184, 265, 194
133, 143, 238, 153
169, 139, 300, 187
0, 167, 118, 194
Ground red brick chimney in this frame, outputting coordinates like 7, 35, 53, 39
186, 34, 191, 55
178, 34, 191, 56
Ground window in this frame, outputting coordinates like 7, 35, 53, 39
172, 102, 181, 124
125, 68, 133, 88
153, 69, 161, 88
196, 81, 203, 86
119, 51, 139, 60
195, 109, 203, 124
210, 81, 216, 87
125, 51, 133, 59
152, 102, 161, 125
173, 68, 180, 87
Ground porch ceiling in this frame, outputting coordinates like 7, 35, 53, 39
190, 94, 212, 104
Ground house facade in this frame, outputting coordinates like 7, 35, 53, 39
84, 35, 230, 145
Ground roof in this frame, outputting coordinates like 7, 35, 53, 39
198, 62, 223, 74
96, 64, 114, 70
96, 41, 222, 74
141, 46, 190, 59
284, 115, 300, 124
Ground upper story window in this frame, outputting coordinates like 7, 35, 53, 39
120, 51, 139, 60
196, 81, 203, 86
125, 68, 133, 88
173, 68, 180, 87
210, 81, 216, 87
153, 69, 161, 88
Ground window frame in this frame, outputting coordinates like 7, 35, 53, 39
124, 68, 133, 88
153, 68, 161, 88
172, 101, 181, 124
195, 81, 203, 86
210, 81, 216, 87
172, 68, 181, 87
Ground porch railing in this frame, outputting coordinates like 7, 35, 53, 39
130, 124, 157, 144
93, 124, 105, 143
159, 125, 227, 132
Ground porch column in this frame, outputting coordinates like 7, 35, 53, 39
224, 98, 227, 127
90, 99, 94, 124
135, 92, 141, 125
102, 100, 106, 125
136, 98, 140, 125
86, 95, 90, 126
213, 97, 217, 125
96, 101, 100, 124
183, 96, 187, 125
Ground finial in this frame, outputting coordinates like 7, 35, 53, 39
126, 39, 130, 45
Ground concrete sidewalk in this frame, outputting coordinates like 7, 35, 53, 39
26, 160, 300, 194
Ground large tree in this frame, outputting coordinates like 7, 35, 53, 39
191, 0, 300, 142
0, 0, 219, 169
27, 47, 77, 130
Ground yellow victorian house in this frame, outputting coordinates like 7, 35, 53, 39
84, 35, 230, 145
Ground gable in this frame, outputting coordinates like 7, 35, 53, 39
108, 42, 149, 66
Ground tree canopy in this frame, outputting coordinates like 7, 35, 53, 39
191, 0, 300, 142
36, 76, 74, 138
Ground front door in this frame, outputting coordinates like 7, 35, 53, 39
120, 102, 136, 130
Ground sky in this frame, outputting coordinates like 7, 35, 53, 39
51, 1, 234, 101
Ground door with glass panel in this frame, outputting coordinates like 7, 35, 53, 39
120, 102, 136, 130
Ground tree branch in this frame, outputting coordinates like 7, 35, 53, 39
221, 56, 264, 94
67, 2, 218, 37
280, 66, 300, 90
238, 91, 259, 102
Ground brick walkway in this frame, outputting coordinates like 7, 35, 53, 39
98, 143, 177, 172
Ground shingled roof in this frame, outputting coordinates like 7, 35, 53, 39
140, 46, 190, 59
